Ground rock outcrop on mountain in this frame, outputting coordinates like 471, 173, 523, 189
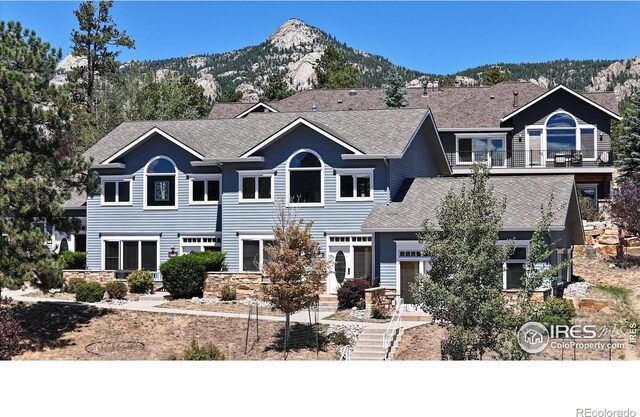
50, 53, 86, 85
586, 57, 640, 102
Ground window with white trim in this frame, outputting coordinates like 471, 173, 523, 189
189, 175, 221, 204
145, 156, 177, 209
287, 150, 323, 205
336, 169, 373, 201
504, 245, 528, 290
456, 134, 506, 167
239, 171, 273, 202
103, 240, 158, 271
240, 238, 274, 272
101, 176, 132, 205
181, 236, 221, 253
526, 111, 598, 161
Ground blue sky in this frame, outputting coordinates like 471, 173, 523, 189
1, 1, 639, 74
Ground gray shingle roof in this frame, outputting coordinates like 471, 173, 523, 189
208, 82, 620, 128
85, 108, 432, 163
362, 175, 576, 231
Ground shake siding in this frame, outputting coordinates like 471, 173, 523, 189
86, 135, 220, 270
389, 124, 440, 200
221, 127, 388, 272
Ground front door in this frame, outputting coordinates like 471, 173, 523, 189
328, 245, 352, 294
400, 261, 420, 304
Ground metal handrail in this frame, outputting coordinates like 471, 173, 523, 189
382, 297, 404, 361
339, 345, 352, 361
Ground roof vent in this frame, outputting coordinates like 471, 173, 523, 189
311, 102, 317, 112
337, 99, 343, 104
490, 95, 495, 99
513, 91, 519, 107
348, 90, 357, 96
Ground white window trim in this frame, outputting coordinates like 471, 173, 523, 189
143, 155, 179, 210
498, 240, 530, 291
535, 111, 599, 162
100, 235, 160, 271
238, 170, 274, 203
394, 241, 431, 295
335, 168, 374, 202
180, 233, 222, 254
286, 149, 325, 208
239, 235, 274, 272
188, 174, 221, 205
576, 183, 599, 209
100, 175, 133, 206
455, 133, 507, 167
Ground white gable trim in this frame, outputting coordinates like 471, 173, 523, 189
102, 127, 205, 164
500, 85, 621, 122
240, 118, 363, 157
235, 102, 279, 118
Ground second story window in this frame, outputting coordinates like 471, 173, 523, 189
239, 171, 273, 202
336, 169, 374, 201
287, 149, 323, 206
145, 156, 177, 209
101, 176, 132, 205
189, 175, 221, 204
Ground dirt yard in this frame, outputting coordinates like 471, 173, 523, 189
393, 324, 447, 360
157, 299, 286, 316
10, 302, 337, 361
323, 309, 390, 323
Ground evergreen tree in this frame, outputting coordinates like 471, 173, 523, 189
70, 0, 135, 113
133, 73, 211, 120
260, 74, 295, 101
0, 22, 92, 296
484, 66, 510, 86
382, 71, 408, 108
217, 87, 243, 103
412, 164, 514, 360
314, 45, 361, 89
616, 94, 640, 180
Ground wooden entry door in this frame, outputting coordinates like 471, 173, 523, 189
400, 261, 420, 304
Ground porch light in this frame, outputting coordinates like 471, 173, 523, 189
168, 245, 178, 258
599, 132, 604, 141
518, 134, 522, 143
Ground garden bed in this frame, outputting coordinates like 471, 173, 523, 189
323, 309, 390, 323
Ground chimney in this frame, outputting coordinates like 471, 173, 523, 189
513, 91, 519, 107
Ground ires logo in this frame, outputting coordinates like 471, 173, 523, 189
549, 324, 597, 339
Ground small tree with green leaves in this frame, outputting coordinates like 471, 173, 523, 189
412, 164, 514, 360
260, 74, 296, 101
217, 87, 243, 103
314, 45, 361, 89
615, 94, 640, 180
484, 66, 509, 86
261, 201, 330, 359
382, 71, 407, 108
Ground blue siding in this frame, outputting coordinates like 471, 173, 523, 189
376, 232, 421, 289
389, 123, 441, 199
221, 126, 388, 272
86, 134, 220, 270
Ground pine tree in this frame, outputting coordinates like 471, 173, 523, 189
260, 74, 295, 101
382, 71, 408, 108
0, 22, 92, 296
412, 164, 514, 360
70, 0, 135, 113
133, 73, 211, 120
314, 45, 361, 89
616, 94, 640, 180
217, 87, 243, 103
484, 66, 510, 86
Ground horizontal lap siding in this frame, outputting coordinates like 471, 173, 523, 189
376, 232, 421, 289
87, 135, 220, 270
222, 127, 387, 272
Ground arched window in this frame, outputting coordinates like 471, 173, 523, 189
287, 150, 323, 205
545, 112, 577, 157
145, 156, 177, 208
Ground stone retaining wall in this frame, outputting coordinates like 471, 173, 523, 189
203, 272, 267, 300
579, 221, 640, 257
63, 270, 117, 285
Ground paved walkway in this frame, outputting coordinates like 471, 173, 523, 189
2, 288, 425, 329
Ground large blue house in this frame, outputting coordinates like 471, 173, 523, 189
69, 82, 619, 300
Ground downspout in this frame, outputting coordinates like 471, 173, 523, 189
384, 157, 390, 204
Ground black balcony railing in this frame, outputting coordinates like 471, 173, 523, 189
446, 150, 613, 169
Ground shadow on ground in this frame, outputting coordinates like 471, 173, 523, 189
265, 323, 329, 353
11, 302, 112, 353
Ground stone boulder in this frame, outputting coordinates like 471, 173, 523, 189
578, 298, 616, 312
597, 235, 620, 245
595, 245, 623, 257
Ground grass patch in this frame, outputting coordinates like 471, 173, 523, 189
594, 285, 632, 300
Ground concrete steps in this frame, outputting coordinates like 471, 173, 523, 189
318, 294, 338, 312
350, 327, 404, 361
138, 292, 172, 302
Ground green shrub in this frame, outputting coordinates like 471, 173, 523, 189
64, 277, 87, 293
35, 261, 64, 292
539, 315, 568, 332
58, 252, 87, 269
539, 297, 576, 322
355, 298, 366, 310
337, 278, 370, 310
579, 197, 603, 222
331, 331, 349, 346
105, 281, 128, 300
220, 284, 236, 301
75, 282, 106, 303
169, 339, 225, 360
127, 270, 154, 294
371, 305, 390, 320
160, 252, 227, 299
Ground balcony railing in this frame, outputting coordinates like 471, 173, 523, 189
446, 150, 613, 169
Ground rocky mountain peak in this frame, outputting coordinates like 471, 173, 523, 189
268, 18, 321, 49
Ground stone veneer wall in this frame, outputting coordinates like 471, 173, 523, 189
63, 270, 117, 285
203, 272, 267, 300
